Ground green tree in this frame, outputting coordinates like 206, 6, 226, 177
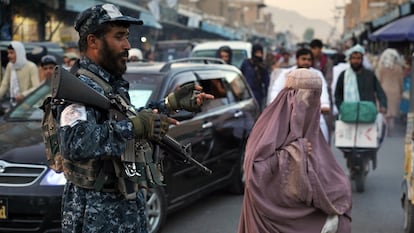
303, 28, 314, 42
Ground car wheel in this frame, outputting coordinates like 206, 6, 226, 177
146, 187, 167, 233
227, 146, 245, 195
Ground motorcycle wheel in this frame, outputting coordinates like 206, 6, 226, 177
404, 196, 414, 233
354, 171, 365, 193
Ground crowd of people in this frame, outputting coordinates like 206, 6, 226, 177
0, 3, 409, 233
0, 40, 80, 113
216, 36, 405, 232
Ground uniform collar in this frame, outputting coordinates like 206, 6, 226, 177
79, 56, 114, 83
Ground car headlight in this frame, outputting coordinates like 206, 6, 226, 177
40, 169, 67, 186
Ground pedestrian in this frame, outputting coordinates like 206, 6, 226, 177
375, 48, 404, 136
310, 39, 335, 138
62, 52, 79, 70
56, 4, 213, 233
216, 45, 232, 65
277, 48, 293, 68
0, 41, 39, 107
238, 68, 352, 233
310, 39, 333, 87
39, 55, 57, 83
128, 48, 143, 62
240, 43, 270, 110
331, 52, 348, 117
267, 48, 331, 142
335, 44, 387, 116
264, 47, 277, 72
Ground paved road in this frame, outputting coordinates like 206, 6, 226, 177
341, 121, 405, 233
161, 121, 407, 233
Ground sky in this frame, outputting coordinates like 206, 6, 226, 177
264, 0, 347, 38
264, 0, 343, 22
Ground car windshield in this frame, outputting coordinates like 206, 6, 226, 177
123, 73, 164, 109
192, 49, 247, 68
7, 83, 51, 121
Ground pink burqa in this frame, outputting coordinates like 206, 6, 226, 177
238, 76, 352, 233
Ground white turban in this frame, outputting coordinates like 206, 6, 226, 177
128, 48, 143, 60
345, 44, 365, 58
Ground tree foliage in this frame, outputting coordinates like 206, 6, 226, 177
303, 28, 314, 42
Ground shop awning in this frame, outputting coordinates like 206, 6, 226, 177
369, 14, 414, 41
200, 21, 243, 40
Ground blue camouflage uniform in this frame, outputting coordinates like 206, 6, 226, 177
58, 57, 148, 233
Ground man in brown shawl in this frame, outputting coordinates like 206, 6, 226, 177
238, 68, 352, 233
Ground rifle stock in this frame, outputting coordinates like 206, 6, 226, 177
51, 66, 111, 110
52, 66, 212, 175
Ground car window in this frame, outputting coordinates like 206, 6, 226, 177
166, 71, 197, 95
198, 78, 230, 111
223, 70, 251, 101
124, 73, 164, 109
8, 83, 51, 121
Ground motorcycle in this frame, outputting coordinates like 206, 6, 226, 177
340, 147, 377, 192
335, 113, 386, 193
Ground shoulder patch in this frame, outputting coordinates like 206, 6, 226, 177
60, 104, 87, 127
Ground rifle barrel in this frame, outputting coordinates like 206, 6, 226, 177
161, 135, 212, 175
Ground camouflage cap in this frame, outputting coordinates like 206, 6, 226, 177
74, 3, 143, 37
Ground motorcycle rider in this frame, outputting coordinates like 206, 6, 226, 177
334, 44, 387, 120
334, 44, 387, 169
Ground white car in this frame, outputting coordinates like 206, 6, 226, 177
190, 41, 252, 68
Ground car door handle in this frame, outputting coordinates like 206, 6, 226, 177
234, 111, 243, 118
202, 122, 213, 129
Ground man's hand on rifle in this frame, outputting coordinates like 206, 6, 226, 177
129, 110, 178, 142
165, 83, 214, 113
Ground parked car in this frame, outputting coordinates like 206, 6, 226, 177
190, 41, 252, 68
0, 58, 260, 233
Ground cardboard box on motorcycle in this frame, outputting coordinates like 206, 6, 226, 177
335, 120, 378, 148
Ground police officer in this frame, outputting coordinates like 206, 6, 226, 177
58, 4, 213, 233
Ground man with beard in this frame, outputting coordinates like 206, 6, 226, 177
240, 43, 270, 110
334, 44, 387, 169
56, 4, 213, 233
267, 48, 331, 142
334, 44, 387, 115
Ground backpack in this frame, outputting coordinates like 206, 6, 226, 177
39, 67, 101, 174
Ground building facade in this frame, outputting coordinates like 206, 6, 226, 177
0, 0, 275, 50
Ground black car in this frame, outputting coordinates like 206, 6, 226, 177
0, 58, 260, 233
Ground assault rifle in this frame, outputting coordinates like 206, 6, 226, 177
51, 66, 212, 175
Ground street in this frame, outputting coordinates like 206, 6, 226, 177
161, 120, 407, 233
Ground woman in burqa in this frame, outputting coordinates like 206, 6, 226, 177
376, 48, 404, 136
238, 68, 352, 233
